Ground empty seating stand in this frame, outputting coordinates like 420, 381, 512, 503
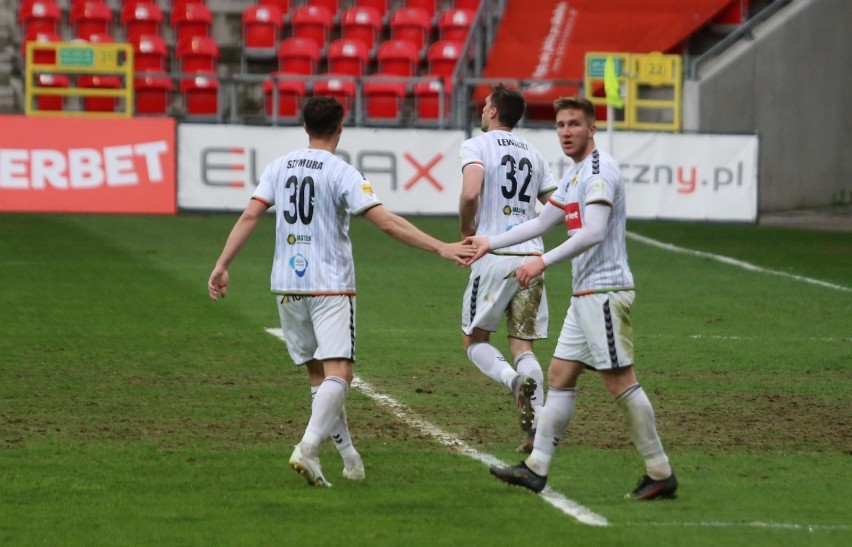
180, 71, 219, 119
326, 38, 370, 77
340, 6, 383, 53
275, 37, 321, 75
121, 2, 164, 43
171, 2, 213, 44
363, 76, 408, 124
413, 77, 452, 124
21, 1, 62, 40
131, 34, 169, 72
135, 72, 173, 115
70, 1, 113, 40
427, 40, 462, 79
389, 7, 432, 56
290, 5, 333, 52
263, 77, 306, 121
242, 4, 283, 59
438, 8, 474, 43
376, 39, 420, 77
175, 35, 219, 73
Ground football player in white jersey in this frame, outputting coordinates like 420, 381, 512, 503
458, 84, 557, 452
466, 97, 677, 500
208, 96, 474, 488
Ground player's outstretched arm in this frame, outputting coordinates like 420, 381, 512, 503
462, 235, 491, 265
364, 205, 475, 265
208, 199, 268, 300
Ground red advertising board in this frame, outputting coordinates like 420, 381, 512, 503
0, 116, 176, 214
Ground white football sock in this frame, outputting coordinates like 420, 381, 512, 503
300, 376, 348, 455
515, 351, 544, 427
615, 383, 672, 479
526, 387, 576, 477
467, 342, 518, 390
311, 385, 358, 460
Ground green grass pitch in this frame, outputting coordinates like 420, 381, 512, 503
0, 212, 850, 545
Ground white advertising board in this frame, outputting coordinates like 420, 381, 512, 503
178, 125, 465, 214
179, 125, 758, 221
518, 129, 759, 221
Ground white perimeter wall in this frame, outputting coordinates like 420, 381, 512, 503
179, 125, 758, 222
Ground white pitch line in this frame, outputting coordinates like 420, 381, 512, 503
629, 521, 849, 532
689, 334, 852, 342
351, 376, 609, 527
266, 328, 850, 532
626, 232, 852, 293
264, 327, 608, 527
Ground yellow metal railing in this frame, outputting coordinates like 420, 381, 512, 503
25, 41, 134, 117
584, 51, 682, 132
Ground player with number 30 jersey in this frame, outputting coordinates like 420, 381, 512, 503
253, 149, 380, 296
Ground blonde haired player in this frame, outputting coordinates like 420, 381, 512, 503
467, 97, 677, 500
209, 96, 474, 487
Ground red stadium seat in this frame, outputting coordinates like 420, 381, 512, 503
290, 5, 333, 51
259, 0, 290, 11
427, 40, 462, 78
276, 37, 321, 75
175, 35, 219, 73
353, 0, 392, 22
33, 73, 70, 111
23, 31, 62, 66
70, 1, 113, 40
313, 75, 356, 120
306, 0, 340, 15
180, 71, 219, 118
131, 34, 169, 72
438, 8, 474, 43
363, 76, 408, 124
135, 72, 173, 115
262, 76, 306, 119
78, 74, 123, 112
242, 4, 284, 59
121, 2, 164, 43
326, 38, 370, 77
413, 77, 452, 122
454, 0, 481, 11
405, 0, 439, 21
258, 0, 291, 23
340, 6, 383, 53
376, 39, 419, 77
389, 7, 431, 55
171, 2, 213, 43
172, 0, 208, 12
21, 1, 62, 37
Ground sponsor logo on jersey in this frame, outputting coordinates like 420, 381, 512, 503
564, 202, 582, 230
287, 233, 312, 245
361, 182, 374, 194
502, 204, 527, 216
289, 254, 308, 277
591, 178, 607, 195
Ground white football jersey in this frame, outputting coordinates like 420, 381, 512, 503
550, 148, 634, 294
253, 148, 380, 294
460, 130, 557, 255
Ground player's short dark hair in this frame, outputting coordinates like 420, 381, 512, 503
553, 96, 596, 125
490, 84, 526, 128
303, 96, 344, 138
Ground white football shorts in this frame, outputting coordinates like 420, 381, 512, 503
275, 294, 356, 365
461, 253, 548, 339
554, 290, 635, 370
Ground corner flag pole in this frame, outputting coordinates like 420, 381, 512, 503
604, 55, 623, 154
